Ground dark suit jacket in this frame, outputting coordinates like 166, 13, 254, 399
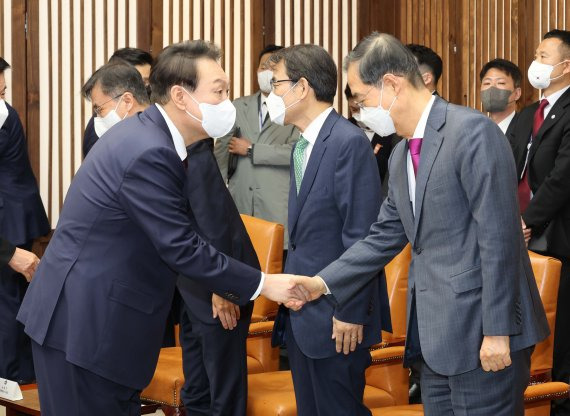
510, 88, 570, 259
17, 105, 262, 390
275, 110, 391, 359
82, 116, 98, 158
320, 98, 549, 376
0, 237, 15, 267
177, 138, 260, 324
0, 103, 50, 246
504, 112, 520, 139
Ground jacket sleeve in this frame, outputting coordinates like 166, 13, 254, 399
252, 127, 299, 166
0, 237, 16, 267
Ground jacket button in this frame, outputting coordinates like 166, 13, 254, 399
415, 247, 422, 255
248, 187, 253, 191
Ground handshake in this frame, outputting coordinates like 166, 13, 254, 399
259, 273, 329, 310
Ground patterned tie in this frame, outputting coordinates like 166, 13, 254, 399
293, 135, 309, 194
518, 98, 549, 213
408, 138, 423, 176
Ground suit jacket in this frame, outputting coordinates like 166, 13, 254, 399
504, 112, 520, 139
320, 97, 549, 376
82, 116, 98, 158
214, 92, 299, 248
0, 103, 50, 246
275, 110, 391, 359
509, 88, 570, 259
0, 237, 15, 267
177, 138, 260, 324
17, 105, 261, 390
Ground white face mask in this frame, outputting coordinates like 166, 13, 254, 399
359, 84, 398, 137
183, 88, 236, 138
528, 60, 568, 90
0, 99, 9, 129
93, 95, 126, 138
257, 70, 273, 94
266, 82, 300, 126
352, 111, 372, 131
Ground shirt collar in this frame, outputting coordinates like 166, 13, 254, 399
497, 111, 516, 134
155, 103, 188, 161
542, 84, 570, 107
301, 107, 334, 145
410, 95, 436, 140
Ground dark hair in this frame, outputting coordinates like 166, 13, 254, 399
344, 32, 424, 89
259, 45, 284, 62
479, 58, 522, 88
544, 29, 570, 58
406, 44, 443, 84
0, 57, 10, 73
109, 47, 153, 67
269, 44, 337, 104
344, 84, 353, 99
150, 40, 221, 105
81, 62, 150, 105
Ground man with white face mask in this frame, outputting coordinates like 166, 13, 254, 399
510, 29, 570, 416
17, 40, 304, 416
0, 57, 49, 385
281, 32, 549, 416
214, 45, 298, 254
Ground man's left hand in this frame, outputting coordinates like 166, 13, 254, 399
228, 137, 252, 156
212, 294, 240, 330
480, 335, 511, 371
332, 317, 363, 355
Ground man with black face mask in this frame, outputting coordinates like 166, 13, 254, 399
480, 58, 522, 137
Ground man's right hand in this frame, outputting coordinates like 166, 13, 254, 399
261, 274, 311, 310
8, 248, 40, 282
521, 217, 531, 247
212, 293, 240, 330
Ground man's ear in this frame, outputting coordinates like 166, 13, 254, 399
170, 85, 188, 111
422, 72, 433, 88
122, 92, 135, 112
513, 87, 522, 102
295, 77, 311, 100
382, 73, 402, 96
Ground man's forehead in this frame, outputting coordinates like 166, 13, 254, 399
197, 59, 228, 85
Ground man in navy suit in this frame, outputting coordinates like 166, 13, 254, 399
177, 136, 260, 416
17, 40, 302, 416
0, 57, 50, 384
267, 45, 391, 416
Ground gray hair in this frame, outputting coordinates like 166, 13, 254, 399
344, 32, 424, 89
82, 62, 150, 105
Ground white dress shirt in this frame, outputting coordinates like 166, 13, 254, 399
497, 111, 516, 135
407, 95, 436, 215
155, 103, 265, 300
542, 84, 570, 118
299, 107, 334, 173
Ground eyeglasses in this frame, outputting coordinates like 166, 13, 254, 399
270, 79, 296, 89
353, 87, 373, 109
93, 93, 124, 117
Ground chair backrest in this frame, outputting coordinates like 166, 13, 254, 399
529, 251, 562, 377
381, 244, 412, 345
240, 214, 284, 320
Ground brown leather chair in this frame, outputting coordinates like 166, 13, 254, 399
372, 251, 569, 416
246, 244, 413, 415
141, 215, 284, 414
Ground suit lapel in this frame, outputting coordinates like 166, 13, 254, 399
393, 141, 415, 234
528, 89, 570, 163
289, 110, 337, 234
412, 98, 446, 241
244, 92, 262, 135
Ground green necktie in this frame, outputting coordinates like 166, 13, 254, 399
293, 135, 309, 194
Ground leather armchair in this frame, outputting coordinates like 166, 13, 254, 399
141, 215, 284, 414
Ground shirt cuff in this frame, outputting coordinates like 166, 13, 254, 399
316, 276, 331, 295
250, 272, 265, 300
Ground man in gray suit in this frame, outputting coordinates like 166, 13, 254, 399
214, 45, 298, 250
282, 32, 550, 415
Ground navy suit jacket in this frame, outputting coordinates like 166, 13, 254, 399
17, 105, 262, 390
275, 110, 391, 359
0, 237, 15, 266
177, 138, 260, 324
82, 116, 99, 158
0, 103, 50, 246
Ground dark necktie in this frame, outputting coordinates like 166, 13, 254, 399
518, 98, 548, 213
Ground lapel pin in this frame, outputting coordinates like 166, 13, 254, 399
551, 114, 556, 119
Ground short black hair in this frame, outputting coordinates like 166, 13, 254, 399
344, 84, 353, 100
150, 40, 221, 105
544, 29, 570, 58
406, 44, 443, 84
81, 62, 150, 105
344, 32, 424, 89
109, 47, 153, 67
0, 57, 10, 73
479, 58, 522, 88
259, 45, 284, 62
269, 44, 337, 104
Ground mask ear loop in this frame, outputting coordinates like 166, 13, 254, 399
182, 87, 203, 123
282, 81, 302, 111
380, 81, 398, 112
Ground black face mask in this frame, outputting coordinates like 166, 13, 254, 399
481, 87, 512, 113
146, 84, 152, 99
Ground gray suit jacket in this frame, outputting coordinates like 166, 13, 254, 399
214, 92, 298, 248
319, 97, 549, 376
